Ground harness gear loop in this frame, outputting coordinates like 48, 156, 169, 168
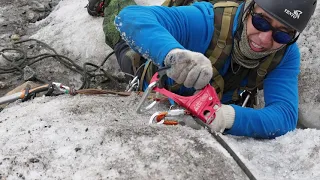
129, 51, 142, 75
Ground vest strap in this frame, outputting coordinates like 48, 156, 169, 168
212, 66, 224, 99
209, 6, 234, 64
255, 53, 275, 89
209, 2, 239, 98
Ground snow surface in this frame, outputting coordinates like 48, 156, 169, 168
0, 95, 248, 180
1, 0, 320, 179
297, 2, 320, 129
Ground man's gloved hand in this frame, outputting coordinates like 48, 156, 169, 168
187, 104, 235, 133
207, 104, 235, 133
164, 49, 213, 90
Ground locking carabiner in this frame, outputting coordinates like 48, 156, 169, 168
126, 76, 139, 92
149, 109, 187, 125
136, 81, 160, 113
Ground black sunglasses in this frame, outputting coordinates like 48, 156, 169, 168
250, 10, 295, 44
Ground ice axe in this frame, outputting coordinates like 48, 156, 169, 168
0, 83, 73, 105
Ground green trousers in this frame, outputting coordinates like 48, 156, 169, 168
102, 0, 191, 49
102, 0, 137, 49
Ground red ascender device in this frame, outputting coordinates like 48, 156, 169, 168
136, 70, 221, 124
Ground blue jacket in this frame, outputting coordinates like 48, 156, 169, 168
115, 2, 300, 139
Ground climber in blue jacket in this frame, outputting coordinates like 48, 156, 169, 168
113, 0, 317, 138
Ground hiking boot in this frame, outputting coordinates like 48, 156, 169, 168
125, 49, 141, 73
119, 49, 141, 79
86, 0, 105, 17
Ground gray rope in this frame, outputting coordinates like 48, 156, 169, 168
193, 118, 257, 180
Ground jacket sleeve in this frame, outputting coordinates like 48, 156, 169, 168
114, 2, 214, 66
225, 44, 300, 139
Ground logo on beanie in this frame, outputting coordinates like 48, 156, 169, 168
284, 9, 303, 19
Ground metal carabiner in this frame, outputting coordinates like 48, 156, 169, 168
136, 81, 159, 113
52, 82, 71, 94
126, 76, 139, 92
240, 90, 253, 107
149, 109, 186, 125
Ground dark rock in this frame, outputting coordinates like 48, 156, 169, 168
29, 158, 40, 163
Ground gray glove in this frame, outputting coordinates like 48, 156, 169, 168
174, 105, 236, 132
164, 49, 213, 90
208, 104, 235, 133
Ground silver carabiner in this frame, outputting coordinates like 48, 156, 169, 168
52, 82, 70, 94
126, 76, 139, 92
136, 81, 159, 113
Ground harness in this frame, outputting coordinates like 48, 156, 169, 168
135, 0, 286, 107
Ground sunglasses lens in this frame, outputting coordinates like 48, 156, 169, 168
252, 15, 271, 32
273, 31, 293, 44
251, 13, 293, 44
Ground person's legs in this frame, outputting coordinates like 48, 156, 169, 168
114, 39, 142, 79
101, 0, 142, 81
102, 0, 136, 49
98, 0, 149, 84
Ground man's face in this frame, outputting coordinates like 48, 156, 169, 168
246, 5, 293, 52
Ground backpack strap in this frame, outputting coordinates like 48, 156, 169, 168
205, 1, 239, 98
208, 1, 239, 64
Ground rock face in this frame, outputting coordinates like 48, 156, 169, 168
0, 0, 61, 97
0, 0, 60, 47
297, 1, 320, 129
0, 0, 124, 97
